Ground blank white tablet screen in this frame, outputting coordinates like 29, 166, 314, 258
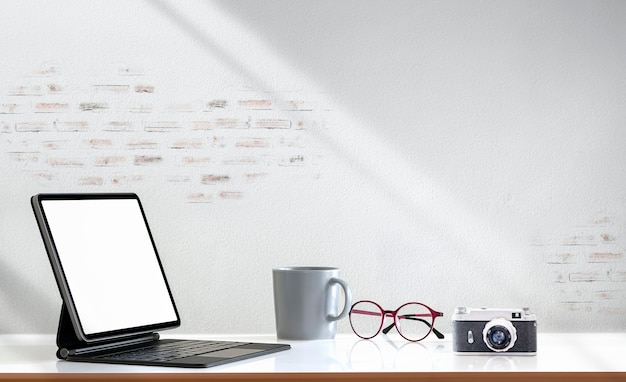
42, 198, 178, 335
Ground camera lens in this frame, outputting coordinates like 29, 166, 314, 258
487, 326, 510, 348
482, 318, 517, 352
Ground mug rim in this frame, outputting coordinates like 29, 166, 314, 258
273, 266, 339, 272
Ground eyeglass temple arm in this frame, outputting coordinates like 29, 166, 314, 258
382, 316, 445, 339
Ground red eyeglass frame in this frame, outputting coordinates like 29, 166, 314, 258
348, 300, 444, 342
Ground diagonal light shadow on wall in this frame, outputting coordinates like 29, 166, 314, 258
146, 0, 533, 302
146, 0, 454, 235
146, 1, 449, 238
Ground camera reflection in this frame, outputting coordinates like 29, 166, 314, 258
452, 354, 538, 371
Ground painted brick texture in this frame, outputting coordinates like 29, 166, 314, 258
1, 64, 325, 203
539, 217, 626, 316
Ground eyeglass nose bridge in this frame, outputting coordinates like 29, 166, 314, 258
381, 309, 405, 335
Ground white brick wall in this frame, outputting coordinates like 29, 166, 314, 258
1, 64, 325, 203
0, 0, 624, 334
537, 216, 625, 317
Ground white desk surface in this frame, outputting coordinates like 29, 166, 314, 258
0, 332, 624, 374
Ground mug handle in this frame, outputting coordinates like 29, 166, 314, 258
326, 277, 352, 321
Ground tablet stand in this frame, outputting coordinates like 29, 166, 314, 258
55, 303, 158, 359
56, 303, 85, 358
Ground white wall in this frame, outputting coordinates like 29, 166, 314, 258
1, 0, 624, 335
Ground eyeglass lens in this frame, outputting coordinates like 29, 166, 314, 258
350, 301, 435, 341
349, 301, 384, 339
395, 302, 434, 341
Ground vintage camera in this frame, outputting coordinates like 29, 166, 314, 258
452, 307, 537, 355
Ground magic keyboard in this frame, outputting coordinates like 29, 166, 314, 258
97, 340, 249, 362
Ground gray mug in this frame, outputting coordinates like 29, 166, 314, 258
272, 266, 352, 340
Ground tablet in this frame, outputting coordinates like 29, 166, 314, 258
31, 193, 180, 343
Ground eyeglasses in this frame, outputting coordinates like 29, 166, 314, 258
349, 300, 445, 342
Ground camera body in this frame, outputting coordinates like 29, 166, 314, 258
452, 307, 537, 355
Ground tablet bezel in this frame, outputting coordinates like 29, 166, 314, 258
31, 193, 181, 343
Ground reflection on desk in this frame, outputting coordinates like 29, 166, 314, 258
0, 333, 624, 374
